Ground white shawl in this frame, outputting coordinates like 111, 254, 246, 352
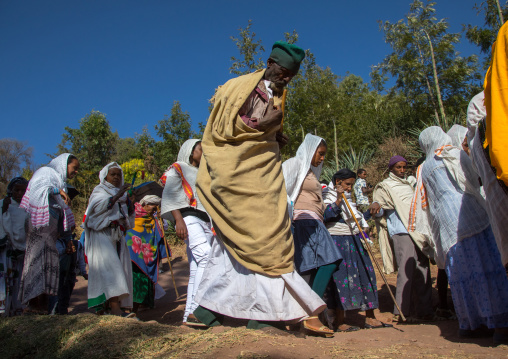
161, 139, 205, 222
420, 127, 485, 208
20, 153, 74, 230
84, 162, 134, 308
447, 125, 467, 148
322, 183, 368, 236
282, 134, 324, 217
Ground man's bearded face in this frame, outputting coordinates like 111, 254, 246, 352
265, 61, 296, 91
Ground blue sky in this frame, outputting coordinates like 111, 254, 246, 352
0, 0, 487, 167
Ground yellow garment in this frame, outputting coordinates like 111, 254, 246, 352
484, 21, 508, 186
196, 69, 294, 276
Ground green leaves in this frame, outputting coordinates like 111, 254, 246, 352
229, 20, 266, 75
375, 0, 480, 126
154, 101, 198, 170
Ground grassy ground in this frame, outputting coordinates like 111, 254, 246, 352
0, 313, 274, 359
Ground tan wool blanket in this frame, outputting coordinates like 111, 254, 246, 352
196, 69, 294, 276
374, 173, 435, 273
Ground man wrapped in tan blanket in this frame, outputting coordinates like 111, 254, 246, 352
191, 42, 328, 334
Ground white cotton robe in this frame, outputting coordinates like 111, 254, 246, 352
85, 162, 134, 309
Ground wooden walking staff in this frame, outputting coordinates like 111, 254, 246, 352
157, 207, 179, 298
278, 88, 288, 132
340, 193, 406, 322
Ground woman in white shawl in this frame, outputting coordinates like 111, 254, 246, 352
282, 134, 342, 336
85, 162, 135, 317
0, 177, 29, 316
447, 124, 468, 150
417, 126, 508, 342
18, 153, 79, 311
322, 169, 391, 331
160, 139, 213, 326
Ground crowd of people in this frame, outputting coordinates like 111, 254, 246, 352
1, 24, 508, 344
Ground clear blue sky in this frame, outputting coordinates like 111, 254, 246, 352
0, 0, 486, 166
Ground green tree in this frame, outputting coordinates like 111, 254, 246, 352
229, 20, 266, 75
112, 136, 138, 164
0, 138, 33, 197
376, 0, 480, 124
464, 0, 508, 69
57, 111, 117, 212
58, 111, 116, 173
155, 101, 196, 169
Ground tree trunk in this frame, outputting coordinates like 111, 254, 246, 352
333, 120, 338, 171
422, 29, 446, 122
495, 0, 505, 26
415, 40, 441, 122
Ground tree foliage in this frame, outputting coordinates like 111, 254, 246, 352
376, 0, 481, 124
464, 0, 508, 69
229, 20, 266, 75
155, 101, 197, 170
58, 111, 117, 174
0, 138, 33, 197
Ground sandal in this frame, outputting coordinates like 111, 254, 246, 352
183, 314, 209, 328
337, 324, 360, 332
393, 314, 415, 323
302, 316, 334, 338
364, 322, 393, 329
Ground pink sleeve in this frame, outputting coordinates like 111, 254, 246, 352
238, 90, 260, 129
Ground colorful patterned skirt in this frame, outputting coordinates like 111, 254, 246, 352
329, 234, 378, 311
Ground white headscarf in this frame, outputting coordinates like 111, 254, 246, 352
466, 91, 486, 143
20, 153, 73, 229
419, 126, 485, 208
282, 134, 325, 204
161, 139, 204, 221
419, 126, 452, 159
84, 162, 131, 232
447, 124, 467, 148
177, 139, 200, 164
139, 195, 161, 206
98, 162, 126, 199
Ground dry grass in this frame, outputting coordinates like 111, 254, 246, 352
0, 314, 273, 359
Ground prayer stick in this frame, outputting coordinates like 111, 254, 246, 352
279, 88, 288, 132
157, 208, 179, 298
340, 193, 406, 322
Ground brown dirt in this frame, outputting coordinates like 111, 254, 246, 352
63, 246, 508, 358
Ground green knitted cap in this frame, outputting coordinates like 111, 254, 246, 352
269, 41, 305, 74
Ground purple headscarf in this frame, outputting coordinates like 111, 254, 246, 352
388, 155, 407, 169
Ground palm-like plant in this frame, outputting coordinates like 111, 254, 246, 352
321, 146, 374, 183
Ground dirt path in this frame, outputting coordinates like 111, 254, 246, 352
66, 248, 508, 358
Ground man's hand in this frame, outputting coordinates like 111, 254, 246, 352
369, 202, 381, 215
175, 218, 188, 240
60, 189, 71, 205
276, 132, 289, 148
65, 240, 76, 254
259, 98, 282, 131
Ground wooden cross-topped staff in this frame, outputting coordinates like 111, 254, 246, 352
279, 88, 288, 133
340, 192, 406, 322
